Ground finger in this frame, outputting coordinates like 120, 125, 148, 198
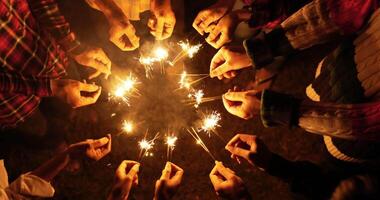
127, 163, 140, 178
147, 17, 156, 30
154, 18, 165, 40
210, 62, 232, 78
162, 23, 175, 40
160, 162, 171, 180
103, 134, 112, 153
125, 30, 140, 50
79, 82, 100, 93
116, 160, 128, 179
210, 49, 225, 77
199, 17, 216, 32
215, 162, 235, 179
209, 165, 223, 186
94, 50, 112, 74
77, 87, 101, 107
223, 91, 247, 102
215, 32, 230, 49
226, 134, 244, 149
193, 12, 207, 35
226, 145, 251, 161
88, 71, 102, 80
206, 29, 221, 46
168, 162, 184, 183
92, 136, 109, 148
222, 95, 242, 117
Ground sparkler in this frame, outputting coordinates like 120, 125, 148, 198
138, 132, 160, 159
122, 120, 134, 133
186, 128, 216, 160
200, 111, 221, 136
171, 40, 202, 65
139, 46, 169, 77
111, 73, 139, 104
179, 71, 191, 89
166, 135, 178, 161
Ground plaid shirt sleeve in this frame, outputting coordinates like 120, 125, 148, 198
0, 72, 52, 97
27, 0, 82, 53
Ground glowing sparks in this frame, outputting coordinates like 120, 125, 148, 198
193, 90, 204, 108
179, 71, 191, 89
201, 111, 221, 135
166, 136, 178, 149
111, 74, 139, 104
178, 40, 202, 58
139, 139, 153, 151
153, 47, 169, 61
122, 121, 134, 133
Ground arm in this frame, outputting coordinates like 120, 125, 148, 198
261, 90, 380, 140
27, 0, 83, 54
0, 72, 52, 97
244, 0, 377, 69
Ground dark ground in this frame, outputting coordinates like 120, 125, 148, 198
0, 1, 337, 199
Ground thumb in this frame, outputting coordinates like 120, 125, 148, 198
79, 82, 100, 92
210, 62, 233, 77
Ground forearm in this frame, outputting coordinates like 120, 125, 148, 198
260, 90, 380, 140
31, 151, 70, 182
0, 73, 52, 97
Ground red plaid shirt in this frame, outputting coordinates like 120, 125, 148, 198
0, 0, 79, 128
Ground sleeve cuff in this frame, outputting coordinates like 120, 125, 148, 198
243, 28, 295, 69
260, 90, 300, 127
58, 32, 85, 55
8, 173, 55, 198
33, 78, 53, 97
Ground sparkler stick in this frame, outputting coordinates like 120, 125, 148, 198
186, 128, 216, 160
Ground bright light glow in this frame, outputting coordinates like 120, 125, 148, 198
153, 47, 169, 61
139, 139, 153, 151
201, 111, 221, 134
178, 40, 202, 58
166, 136, 178, 148
193, 90, 204, 108
122, 121, 134, 133
179, 71, 191, 89
112, 74, 138, 103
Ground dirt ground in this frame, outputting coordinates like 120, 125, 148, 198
0, 1, 336, 199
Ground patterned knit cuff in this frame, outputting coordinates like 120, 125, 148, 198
260, 90, 300, 127
243, 28, 295, 69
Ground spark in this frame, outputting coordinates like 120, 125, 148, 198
179, 71, 191, 89
166, 136, 178, 149
178, 40, 202, 58
139, 139, 153, 151
153, 47, 169, 61
201, 111, 221, 135
112, 73, 139, 103
193, 90, 204, 108
122, 120, 134, 133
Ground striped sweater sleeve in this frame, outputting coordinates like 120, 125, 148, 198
261, 90, 380, 141
0, 72, 52, 97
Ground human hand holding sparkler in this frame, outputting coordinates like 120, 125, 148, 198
154, 162, 184, 200
209, 161, 251, 200
225, 134, 273, 171
206, 9, 251, 49
148, 0, 176, 40
210, 45, 252, 80
51, 79, 102, 108
222, 89, 261, 120
192, 0, 235, 35
73, 46, 112, 79
67, 134, 112, 161
108, 160, 140, 200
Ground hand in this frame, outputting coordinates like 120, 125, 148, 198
73, 47, 111, 79
206, 11, 239, 49
67, 134, 112, 161
108, 16, 140, 51
51, 79, 102, 108
209, 161, 251, 200
222, 89, 261, 120
210, 45, 252, 80
148, 2, 176, 40
225, 134, 273, 170
154, 162, 184, 200
193, 0, 235, 35
108, 160, 140, 200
